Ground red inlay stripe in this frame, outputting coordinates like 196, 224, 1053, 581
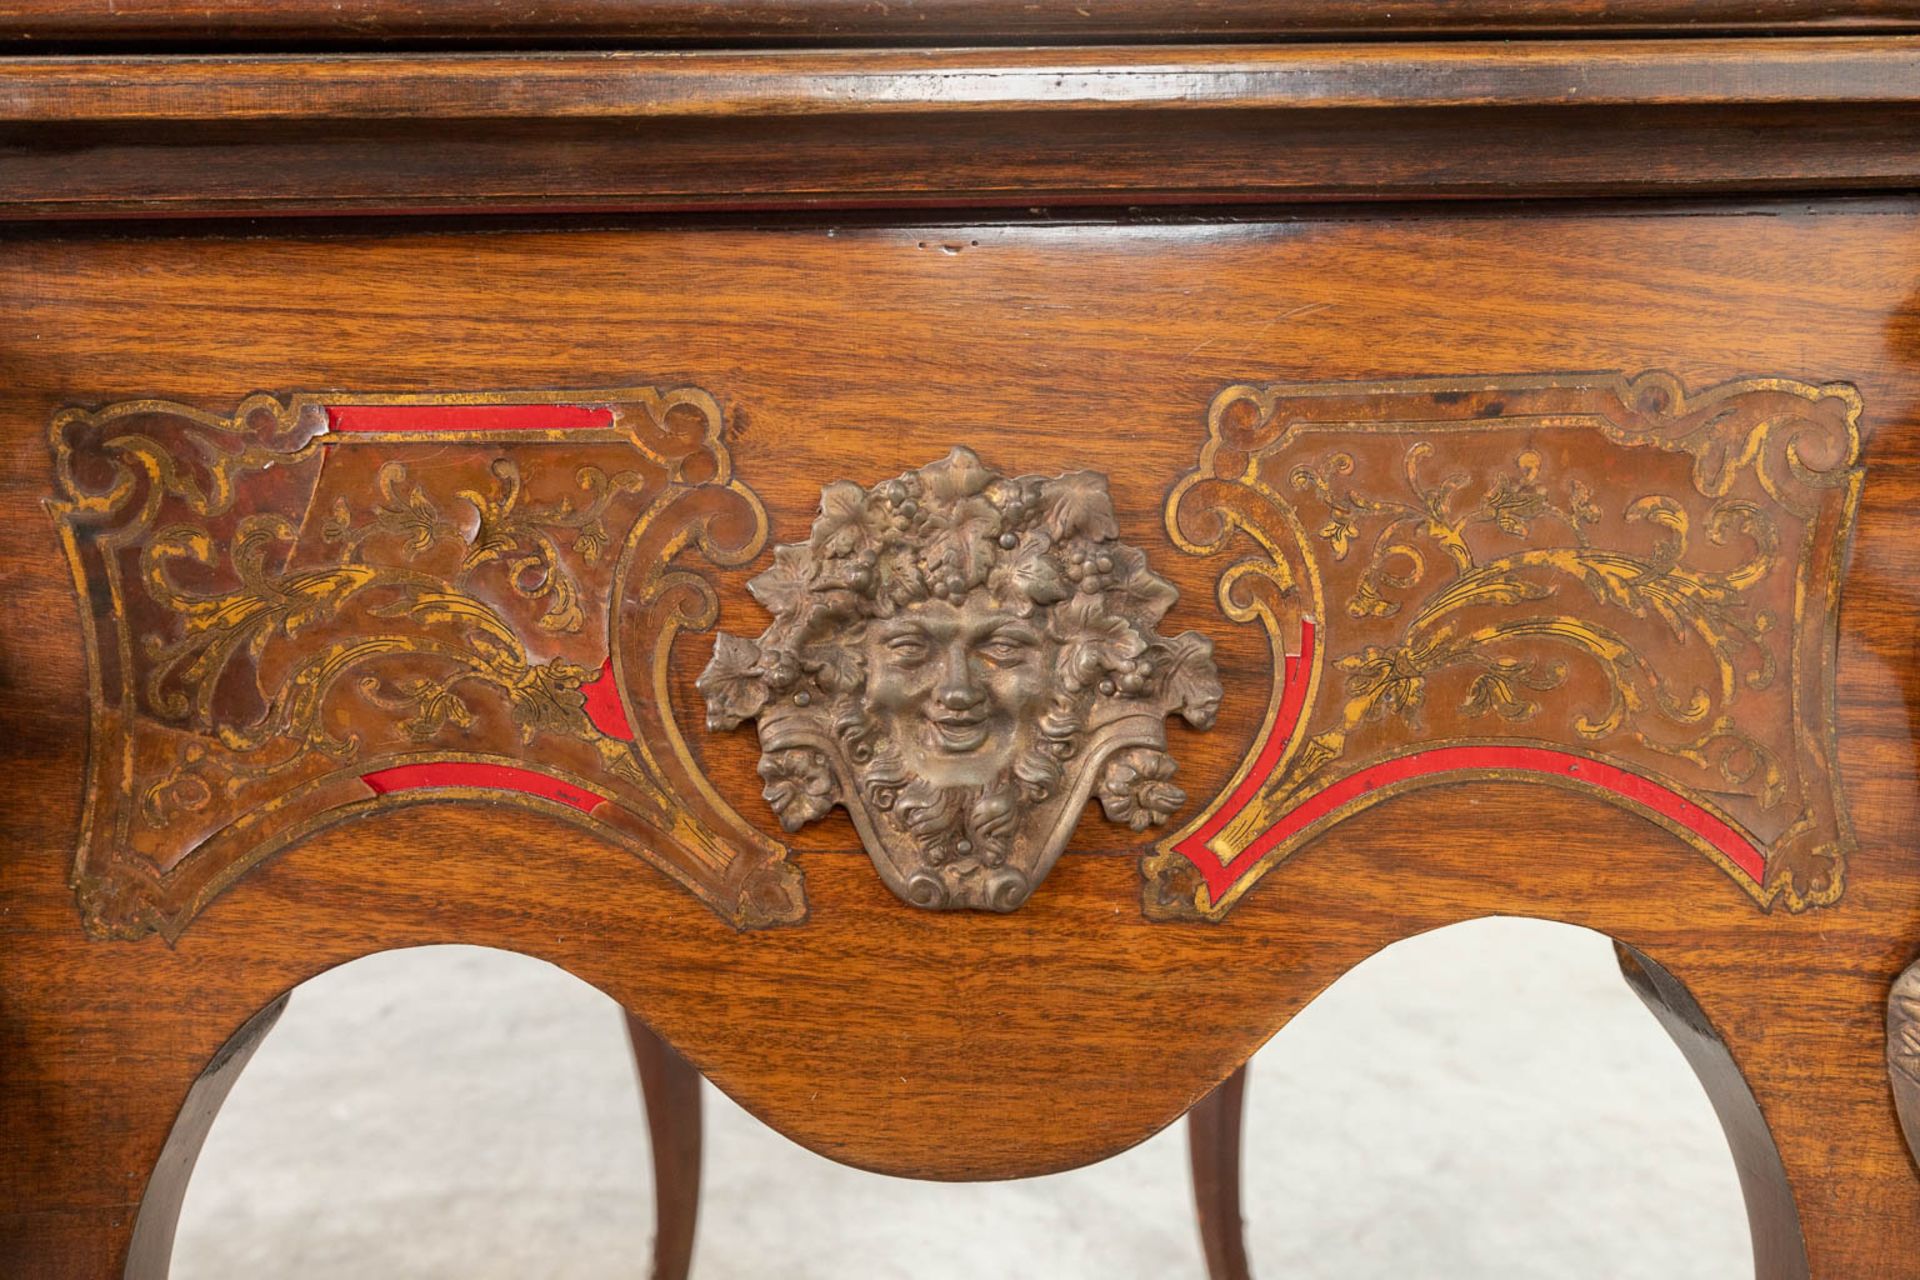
1176, 617, 1317, 859
1236, 745, 1764, 889
1173, 617, 1766, 901
580, 657, 635, 742
360, 762, 607, 814
326, 404, 614, 434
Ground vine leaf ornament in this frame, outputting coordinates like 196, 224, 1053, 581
1886, 958, 1920, 1171
1147, 372, 1862, 921
701, 448, 1222, 912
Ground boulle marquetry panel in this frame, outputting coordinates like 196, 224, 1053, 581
50, 388, 801, 940
1148, 373, 1862, 921
45, 370, 1867, 939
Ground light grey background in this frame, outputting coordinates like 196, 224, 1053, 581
172, 916, 1750, 1278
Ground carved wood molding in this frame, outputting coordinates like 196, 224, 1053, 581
7, 1, 1918, 43
1147, 372, 1862, 920
5, 45, 1919, 219
49, 387, 801, 940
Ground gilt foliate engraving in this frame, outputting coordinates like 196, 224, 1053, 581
50, 389, 799, 940
1149, 373, 1861, 921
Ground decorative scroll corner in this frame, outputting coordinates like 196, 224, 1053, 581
1139, 847, 1213, 923
71, 870, 169, 943
733, 858, 810, 929
1764, 832, 1848, 914
51, 386, 797, 940
1155, 372, 1862, 921
700, 446, 1221, 912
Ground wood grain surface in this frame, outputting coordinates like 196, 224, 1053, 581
3, 0, 1920, 45
3, 202, 1918, 1276
4, 41, 1919, 218
8, 41, 1920, 120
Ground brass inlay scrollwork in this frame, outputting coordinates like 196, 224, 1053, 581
51, 389, 797, 940
1148, 373, 1861, 920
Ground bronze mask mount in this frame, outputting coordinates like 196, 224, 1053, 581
700, 447, 1221, 911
